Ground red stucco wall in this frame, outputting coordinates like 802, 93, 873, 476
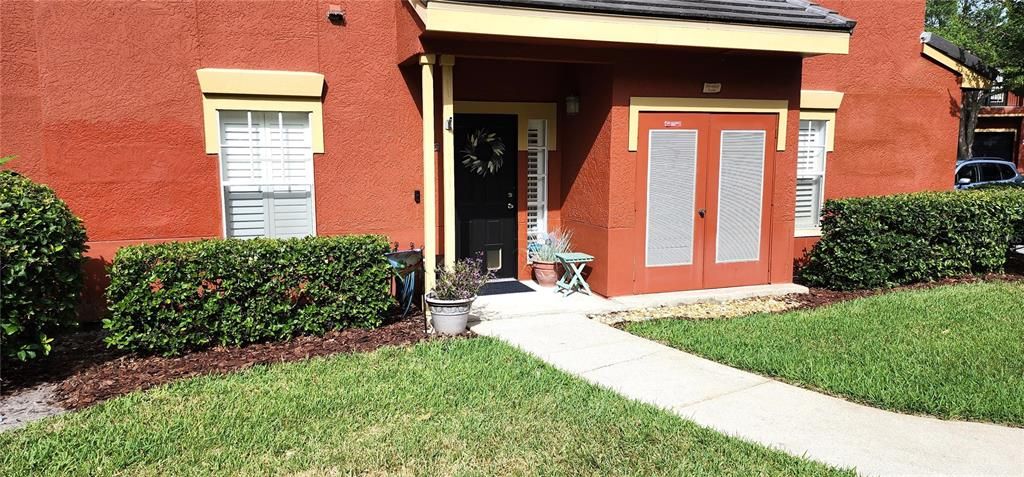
1, 0, 425, 317
805, 0, 961, 198
795, 0, 963, 259
3, 0, 969, 309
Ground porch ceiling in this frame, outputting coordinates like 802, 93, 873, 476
409, 0, 853, 56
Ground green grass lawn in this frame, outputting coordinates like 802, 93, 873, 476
627, 282, 1024, 426
0, 338, 850, 476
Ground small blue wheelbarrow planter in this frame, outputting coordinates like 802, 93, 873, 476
384, 249, 423, 316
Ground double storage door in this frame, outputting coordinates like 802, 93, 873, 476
636, 113, 775, 293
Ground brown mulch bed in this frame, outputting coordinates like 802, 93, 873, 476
1, 311, 432, 410
789, 266, 1024, 311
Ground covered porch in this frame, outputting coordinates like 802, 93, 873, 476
407, 0, 854, 297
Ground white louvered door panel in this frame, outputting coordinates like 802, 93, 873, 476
716, 130, 766, 263
218, 110, 315, 239
526, 119, 548, 243
796, 120, 828, 230
646, 130, 699, 267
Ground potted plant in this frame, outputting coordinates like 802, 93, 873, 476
425, 255, 492, 335
527, 228, 573, 287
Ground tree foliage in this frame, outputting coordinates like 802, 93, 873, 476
926, 0, 1024, 158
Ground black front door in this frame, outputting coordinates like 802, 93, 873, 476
454, 114, 518, 278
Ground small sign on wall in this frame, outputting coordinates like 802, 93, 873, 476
663, 120, 682, 127
702, 82, 722, 94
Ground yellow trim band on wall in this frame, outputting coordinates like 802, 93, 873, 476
415, 0, 850, 56
628, 97, 789, 151
800, 90, 844, 110
799, 111, 838, 152
921, 44, 992, 90
201, 95, 325, 154
454, 101, 558, 151
197, 69, 325, 97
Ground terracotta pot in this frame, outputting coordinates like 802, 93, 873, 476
532, 260, 559, 287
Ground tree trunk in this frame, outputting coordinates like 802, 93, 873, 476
958, 89, 986, 160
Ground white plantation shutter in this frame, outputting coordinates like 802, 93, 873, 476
218, 111, 315, 238
526, 119, 548, 243
796, 120, 827, 231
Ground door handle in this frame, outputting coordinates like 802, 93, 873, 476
698, 208, 706, 218
507, 203, 514, 210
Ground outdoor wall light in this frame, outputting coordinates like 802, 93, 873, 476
566, 94, 580, 116
327, 5, 346, 25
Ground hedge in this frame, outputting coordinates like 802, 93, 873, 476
1, 171, 88, 362
800, 187, 1024, 290
103, 235, 394, 355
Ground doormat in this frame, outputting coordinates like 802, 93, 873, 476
478, 280, 536, 296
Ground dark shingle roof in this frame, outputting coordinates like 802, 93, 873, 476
920, 32, 999, 80
442, 0, 856, 32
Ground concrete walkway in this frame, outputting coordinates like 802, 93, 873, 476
471, 312, 1024, 476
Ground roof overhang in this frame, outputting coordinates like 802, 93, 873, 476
409, 0, 850, 56
920, 33, 995, 90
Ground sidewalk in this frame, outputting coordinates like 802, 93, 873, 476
471, 312, 1024, 476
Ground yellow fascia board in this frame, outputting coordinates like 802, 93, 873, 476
628, 97, 789, 151
197, 68, 325, 97
202, 95, 324, 154
800, 90, 844, 110
799, 110, 837, 151
454, 101, 558, 151
921, 45, 992, 90
421, 0, 849, 56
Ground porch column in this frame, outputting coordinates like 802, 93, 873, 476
420, 54, 437, 292
440, 55, 456, 270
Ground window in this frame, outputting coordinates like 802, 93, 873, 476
987, 92, 1007, 106
1000, 163, 1018, 180
526, 119, 549, 243
956, 164, 978, 185
796, 120, 828, 232
218, 110, 315, 239
978, 163, 1005, 183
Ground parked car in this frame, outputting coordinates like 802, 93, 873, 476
955, 158, 1024, 189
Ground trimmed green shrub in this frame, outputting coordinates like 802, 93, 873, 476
1, 171, 88, 362
800, 188, 1024, 290
103, 235, 394, 355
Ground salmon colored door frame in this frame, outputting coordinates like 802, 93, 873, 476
634, 112, 776, 294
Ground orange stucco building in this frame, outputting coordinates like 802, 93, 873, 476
0, 0, 986, 317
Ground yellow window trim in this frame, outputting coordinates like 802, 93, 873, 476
454, 101, 558, 151
921, 44, 992, 90
197, 69, 326, 154
799, 110, 838, 152
795, 227, 823, 238
800, 90, 844, 110
628, 97, 789, 152
410, 0, 850, 56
